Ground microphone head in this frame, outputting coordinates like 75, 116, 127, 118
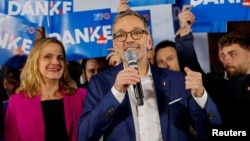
125, 50, 138, 68
125, 50, 137, 62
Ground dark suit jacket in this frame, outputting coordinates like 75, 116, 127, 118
213, 75, 250, 130
78, 64, 210, 141
176, 33, 222, 126
175, 33, 250, 139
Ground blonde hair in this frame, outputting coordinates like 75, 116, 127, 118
16, 38, 77, 98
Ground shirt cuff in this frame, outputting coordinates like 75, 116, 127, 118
111, 86, 125, 103
192, 89, 208, 109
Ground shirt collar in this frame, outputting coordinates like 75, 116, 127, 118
142, 63, 152, 78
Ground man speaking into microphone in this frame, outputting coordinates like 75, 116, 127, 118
125, 49, 144, 106
78, 8, 220, 141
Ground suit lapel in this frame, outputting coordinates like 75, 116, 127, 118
151, 65, 171, 141
123, 93, 135, 137
116, 64, 137, 138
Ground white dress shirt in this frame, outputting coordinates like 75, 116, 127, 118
111, 66, 207, 141
112, 67, 162, 141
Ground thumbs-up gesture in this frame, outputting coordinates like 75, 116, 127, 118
184, 67, 204, 97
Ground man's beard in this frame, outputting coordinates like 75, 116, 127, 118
226, 66, 245, 79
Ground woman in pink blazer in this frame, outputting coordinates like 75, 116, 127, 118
4, 38, 87, 141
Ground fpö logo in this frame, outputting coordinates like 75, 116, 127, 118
18, 23, 36, 34
243, 0, 250, 6
93, 12, 111, 21
142, 14, 150, 21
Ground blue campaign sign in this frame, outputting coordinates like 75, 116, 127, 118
129, 0, 175, 6
49, 8, 113, 61
0, 1, 4, 12
183, 0, 250, 22
172, 0, 227, 33
3, 0, 73, 34
135, 10, 153, 37
192, 22, 227, 33
0, 13, 37, 66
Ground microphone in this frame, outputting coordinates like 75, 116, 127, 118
125, 50, 144, 106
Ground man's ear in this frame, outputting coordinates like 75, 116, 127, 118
147, 36, 153, 50
148, 36, 152, 45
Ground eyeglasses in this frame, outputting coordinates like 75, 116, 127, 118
113, 29, 148, 42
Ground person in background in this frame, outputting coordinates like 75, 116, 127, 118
174, 5, 250, 140
154, 40, 180, 71
218, 32, 250, 79
175, 4, 223, 127
154, 39, 209, 102
2, 68, 21, 110
209, 31, 250, 132
0, 68, 21, 141
174, 5, 204, 73
68, 60, 83, 87
78, 9, 211, 141
154, 40, 221, 139
4, 38, 87, 141
80, 57, 110, 87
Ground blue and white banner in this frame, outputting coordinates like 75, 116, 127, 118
3, 0, 73, 35
134, 10, 153, 37
184, 0, 250, 22
172, 0, 227, 33
0, 1, 4, 12
191, 22, 227, 33
0, 13, 37, 66
49, 8, 113, 61
129, 0, 175, 7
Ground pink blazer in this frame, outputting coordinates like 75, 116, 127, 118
4, 88, 87, 141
